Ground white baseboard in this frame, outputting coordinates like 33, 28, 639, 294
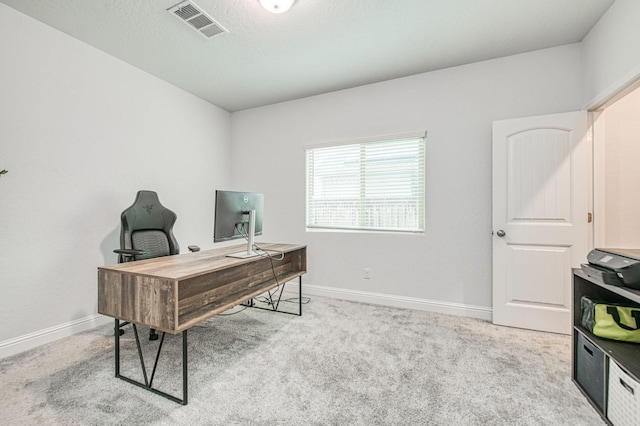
0, 287, 492, 359
303, 284, 493, 322
0, 314, 112, 359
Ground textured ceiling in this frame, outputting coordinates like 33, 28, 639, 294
0, 0, 615, 112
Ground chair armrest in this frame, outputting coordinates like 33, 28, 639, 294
187, 245, 200, 252
114, 248, 145, 257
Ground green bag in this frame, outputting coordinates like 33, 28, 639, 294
581, 296, 640, 343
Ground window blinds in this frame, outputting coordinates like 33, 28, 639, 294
305, 135, 425, 233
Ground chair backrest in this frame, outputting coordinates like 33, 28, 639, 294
119, 190, 179, 261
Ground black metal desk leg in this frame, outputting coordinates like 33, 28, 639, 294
113, 321, 189, 405
183, 330, 188, 405
115, 319, 120, 377
298, 276, 302, 316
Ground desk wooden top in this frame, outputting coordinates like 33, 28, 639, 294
98, 243, 307, 333
98, 242, 306, 281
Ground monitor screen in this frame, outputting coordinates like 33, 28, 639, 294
213, 190, 264, 243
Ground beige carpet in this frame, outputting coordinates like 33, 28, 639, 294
0, 295, 605, 425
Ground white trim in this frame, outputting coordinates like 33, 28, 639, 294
0, 314, 112, 359
584, 65, 640, 112
304, 130, 427, 150
586, 111, 595, 251
0, 289, 492, 360
303, 284, 492, 321
591, 110, 607, 248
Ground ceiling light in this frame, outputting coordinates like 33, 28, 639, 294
259, 0, 295, 14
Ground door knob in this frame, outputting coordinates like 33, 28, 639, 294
496, 230, 506, 237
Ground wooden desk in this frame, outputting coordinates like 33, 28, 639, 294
98, 243, 306, 333
97, 242, 306, 404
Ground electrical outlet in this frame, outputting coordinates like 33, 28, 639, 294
364, 268, 371, 279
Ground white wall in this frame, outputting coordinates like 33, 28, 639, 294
4, 0, 637, 357
0, 3, 231, 356
231, 44, 584, 317
582, 0, 640, 106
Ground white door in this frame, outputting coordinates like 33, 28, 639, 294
492, 111, 589, 334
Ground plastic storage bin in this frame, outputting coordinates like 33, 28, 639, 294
608, 359, 640, 426
576, 332, 606, 412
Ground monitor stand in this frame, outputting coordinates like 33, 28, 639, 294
227, 209, 259, 258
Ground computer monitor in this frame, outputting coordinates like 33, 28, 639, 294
213, 190, 264, 258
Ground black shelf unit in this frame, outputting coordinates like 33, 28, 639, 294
572, 268, 640, 424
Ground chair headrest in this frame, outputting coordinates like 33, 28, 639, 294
122, 190, 176, 231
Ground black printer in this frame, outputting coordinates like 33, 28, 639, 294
581, 248, 640, 289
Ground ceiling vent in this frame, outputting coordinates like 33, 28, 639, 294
167, 1, 227, 39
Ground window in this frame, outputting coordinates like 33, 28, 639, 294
305, 133, 426, 233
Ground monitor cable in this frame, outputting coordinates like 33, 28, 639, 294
234, 223, 310, 309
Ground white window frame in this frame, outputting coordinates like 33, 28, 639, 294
305, 132, 426, 234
